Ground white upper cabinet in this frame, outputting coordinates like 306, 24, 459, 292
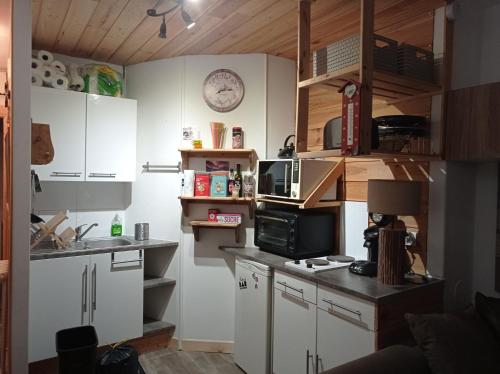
31, 87, 87, 181
31, 88, 137, 182
86, 94, 137, 182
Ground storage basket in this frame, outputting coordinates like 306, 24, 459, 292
312, 34, 398, 77
397, 44, 434, 82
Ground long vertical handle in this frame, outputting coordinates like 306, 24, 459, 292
82, 265, 88, 325
315, 354, 319, 374
306, 349, 311, 374
91, 263, 97, 322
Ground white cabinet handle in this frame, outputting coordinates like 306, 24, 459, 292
111, 250, 143, 267
306, 349, 312, 374
277, 280, 303, 294
91, 264, 97, 322
88, 173, 116, 178
81, 265, 88, 324
51, 172, 82, 177
322, 298, 361, 317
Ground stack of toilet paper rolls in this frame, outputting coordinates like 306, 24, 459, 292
31, 50, 84, 92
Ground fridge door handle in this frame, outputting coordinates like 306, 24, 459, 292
306, 349, 312, 374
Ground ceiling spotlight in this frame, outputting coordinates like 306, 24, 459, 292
181, 9, 196, 29
159, 15, 167, 38
146, 1, 196, 39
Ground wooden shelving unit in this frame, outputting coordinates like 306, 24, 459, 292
294, 0, 450, 158
179, 196, 256, 218
179, 148, 256, 170
298, 65, 441, 104
190, 221, 241, 243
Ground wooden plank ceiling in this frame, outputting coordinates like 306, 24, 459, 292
32, 0, 445, 66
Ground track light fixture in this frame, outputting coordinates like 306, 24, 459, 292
146, 0, 196, 39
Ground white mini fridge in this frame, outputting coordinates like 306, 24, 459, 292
234, 258, 272, 374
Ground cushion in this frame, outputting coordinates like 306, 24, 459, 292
406, 312, 500, 374
476, 291, 500, 342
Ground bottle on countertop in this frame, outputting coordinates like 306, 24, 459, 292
227, 168, 235, 196
111, 214, 122, 237
234, 164, 242, 198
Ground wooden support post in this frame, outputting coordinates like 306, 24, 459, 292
359, 0, 374, 154
295, 0, 311, 153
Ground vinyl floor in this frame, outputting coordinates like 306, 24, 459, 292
139, 349, 245, 374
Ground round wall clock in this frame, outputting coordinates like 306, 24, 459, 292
203, 69, 245, 112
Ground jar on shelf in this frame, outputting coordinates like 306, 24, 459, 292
232, 127, 243, 149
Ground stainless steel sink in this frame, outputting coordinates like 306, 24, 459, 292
71, 238, 133, 250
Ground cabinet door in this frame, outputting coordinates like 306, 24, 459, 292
90, 250, 143, 345
86, 95, 137, 182
31, 87, 87, 181
273, 287, 316, 374
316, 308, 375, 372
29, 256, 91, 362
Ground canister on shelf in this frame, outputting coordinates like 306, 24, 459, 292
232, 127, 243, 149
135, 223, 149, 241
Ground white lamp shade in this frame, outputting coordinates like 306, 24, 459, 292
367, 179, 421, 216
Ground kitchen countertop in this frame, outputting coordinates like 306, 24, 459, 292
220, 246, 443, 304
30, 236, 178, 260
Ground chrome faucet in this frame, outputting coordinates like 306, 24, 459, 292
75, 223, 99, 242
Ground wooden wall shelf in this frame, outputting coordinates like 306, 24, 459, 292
256, 197, 342, 210
178, 196, 256, 218
297, 150, 441, 162
179, 148, 256, 170
191, 221, 241, 243
298, 65, 441, 103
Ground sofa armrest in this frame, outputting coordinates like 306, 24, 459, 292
321, 345, 431, 374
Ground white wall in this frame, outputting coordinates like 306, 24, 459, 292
32, 182, 131, 238
266, 55, 296, 158
125, 57, 184, 335
11, 0, 31, 372
125, 54, 296, 346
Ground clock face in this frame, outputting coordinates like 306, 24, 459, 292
203, 69, 245, 113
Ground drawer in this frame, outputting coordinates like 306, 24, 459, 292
317, 285, 376, 331
274, 270, 317, 304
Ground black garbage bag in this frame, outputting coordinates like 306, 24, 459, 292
98, 344, 145, 374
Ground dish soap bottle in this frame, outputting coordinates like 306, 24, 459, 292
111, 214, 122, 237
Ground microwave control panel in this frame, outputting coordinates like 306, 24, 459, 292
290, 160, 300, 198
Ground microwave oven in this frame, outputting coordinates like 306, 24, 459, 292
256, 159, 337, 200
254, 208, 335, 259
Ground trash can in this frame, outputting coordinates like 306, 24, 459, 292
56, 325, 98, 374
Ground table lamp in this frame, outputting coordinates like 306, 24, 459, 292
367, 179, 421, 285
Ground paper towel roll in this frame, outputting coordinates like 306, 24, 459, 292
31, 58, 43, 71
31, 73, 43, 87
38, 50, 54, 64
68, 64, 84, 91
70, 76, 85, 91
41, 66, 55, 85
51, 60, 67, 75
183, 170, 195, 197
51, 75, 69, 90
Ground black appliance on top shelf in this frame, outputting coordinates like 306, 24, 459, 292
323, 115, 428, 152
254, 208, 335, 260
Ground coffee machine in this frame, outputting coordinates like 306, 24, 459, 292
349, 213, 391, 276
